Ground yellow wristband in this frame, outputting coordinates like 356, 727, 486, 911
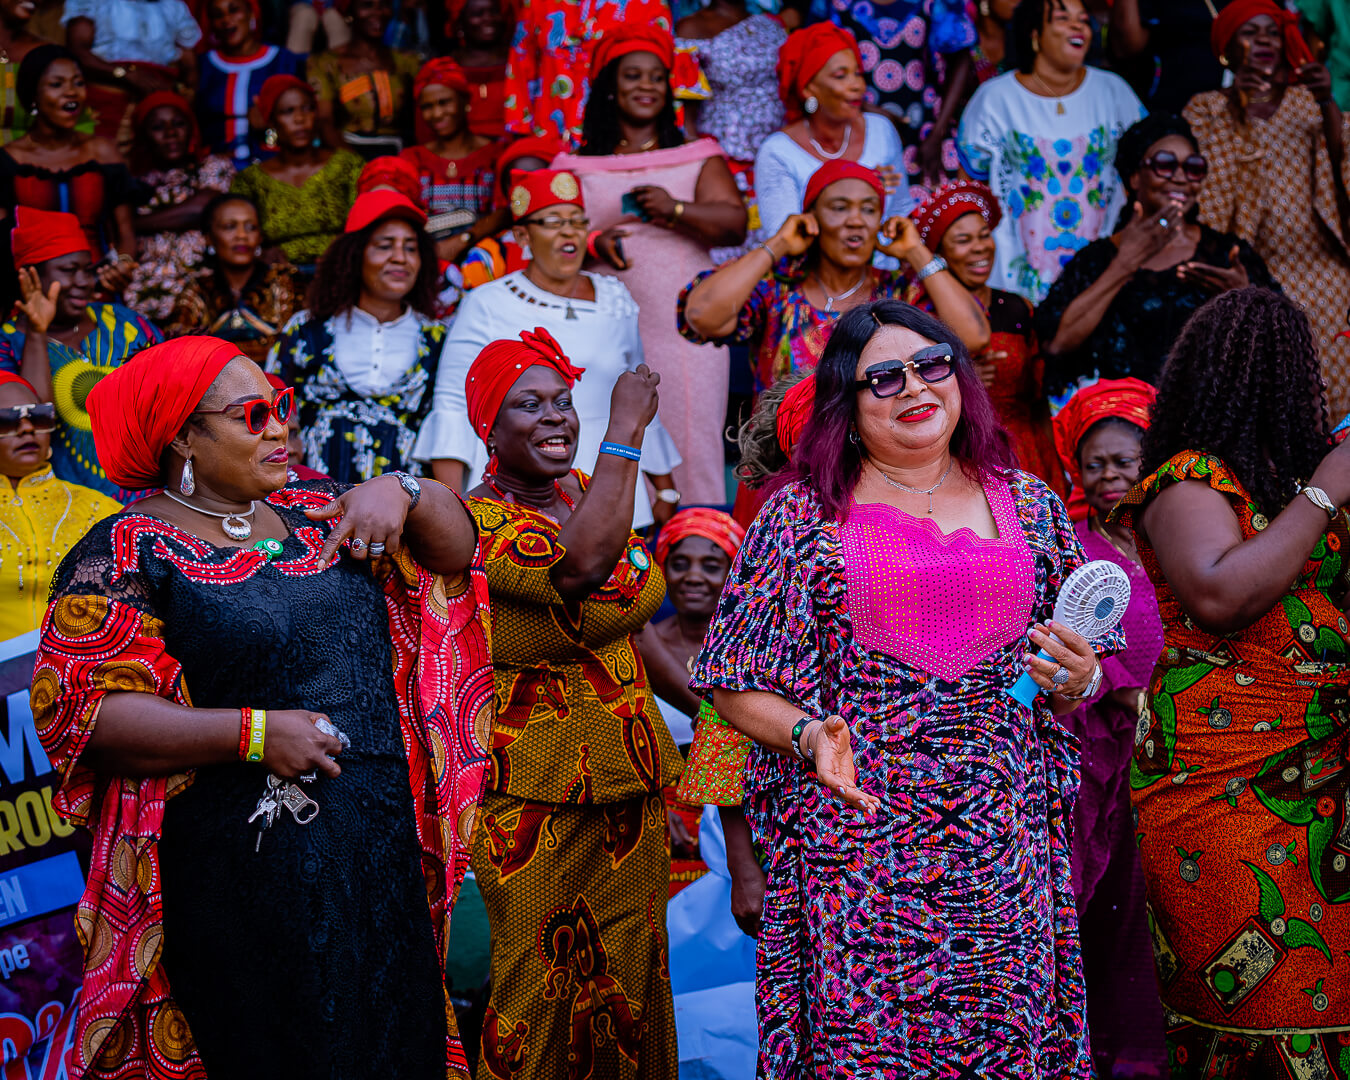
246, 708, 267, 762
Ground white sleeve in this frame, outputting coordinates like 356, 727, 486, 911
171, 0, 204, 47
955, 79, 998, 182
411, 290, 493, 467
753, 135, 806, 239
625, 319, 682, 475
869, 116, 915, 219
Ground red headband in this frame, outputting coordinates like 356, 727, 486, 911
910, 179, 1001, 250
414, 57, 470, 100
591, 25, 675, 77
255, 74, 312, 123
10, 206, 91, 267
1051, 377, 1157, 492
509, 169, 584, 220
87, 337, 244, 491
654, 508, 746, 568
465, 328, 586, 443
1210, 0, 1314, 69
802, 160, 884, 212
0, 371, 39, 400
776, 24, 861, 123
776, 374, 815, 454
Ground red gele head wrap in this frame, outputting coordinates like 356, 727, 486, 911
508, 169, 584, 221
493, 136, 565, 208
414, 57, 471, 101
910, 179, 1002, 251
654, 507, 746, 568
801, 160, 885, 212
776, 374, 816, 454
358, 155, 424, 207
87, 337, 245, 491
590, 25, 676, 77
1210, 0, 1314, 69
776, 23, 861, 123
133, 90, 202, 158
0, 371, 40, 400
1052, 377, 1157, 492
464, 328, 587, 443
10, 206, 92, 268
255, 74, 313, 123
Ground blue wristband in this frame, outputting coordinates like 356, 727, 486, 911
598, 441, 642, 461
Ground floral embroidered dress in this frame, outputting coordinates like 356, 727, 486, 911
1113, 452, 1350, 1072
266, 311, 445, 483
125, 155, 236, 322
29, 481, 495, 1080
677, 257, 915, 393
956, 67, 1145, 303
692, 472, 1116, 1076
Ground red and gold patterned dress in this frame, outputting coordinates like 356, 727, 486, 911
1115, 452, 1350, 1074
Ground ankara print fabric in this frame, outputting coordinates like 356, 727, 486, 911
1113, 453, 1350, 1071
691, 473, 1119, 1077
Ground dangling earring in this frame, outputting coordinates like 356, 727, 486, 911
1031, 34, 1040, 52
206, 244, 215, 256
848, 428, 861, 446
255, 246, 263, 257
804, 95, 819, 115
263, 127, 278, 150
520, 240, 532, 261
180, 458, 195, 496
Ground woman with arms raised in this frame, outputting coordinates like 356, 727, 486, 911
31, 335, 492, 1079
692, 298, 1114, 1072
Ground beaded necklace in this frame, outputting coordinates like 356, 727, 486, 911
483, 471, 576, 516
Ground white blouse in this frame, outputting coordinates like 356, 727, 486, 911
412, 271, 681, 529
330, 305, 424, 396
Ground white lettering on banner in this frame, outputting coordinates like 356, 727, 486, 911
0, 943, 29, 978
0, 691, 51, 787
0, 877, 25, 922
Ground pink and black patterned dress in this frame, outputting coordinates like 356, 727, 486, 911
691, 472, 1116, 1076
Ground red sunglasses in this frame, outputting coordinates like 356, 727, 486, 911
195, 386, 295, 435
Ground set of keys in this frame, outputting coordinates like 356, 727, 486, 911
247, 718, 351, 852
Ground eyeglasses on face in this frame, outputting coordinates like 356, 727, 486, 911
1143, 150, 1208, 182
0, 402, 56, 437
854, 343, 956, 398
194, 386, 295, 435
522, 215, 590, 232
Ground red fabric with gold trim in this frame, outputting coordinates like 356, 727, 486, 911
464, 326, 586, 443
776, 374, 815, 453
506, 167, 584, 221
30, 488, 495, 1079
910, 179, 1002, 251
775, 23, 861, 123
654, 508, 746, 568
590, 25, 676, 76
1051, 377, 1156, 491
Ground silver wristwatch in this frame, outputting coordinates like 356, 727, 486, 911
390, 471, 421, 511
1058, 660, 1103, 701
1301, 485, 1337, 519
915, 255, 949, 281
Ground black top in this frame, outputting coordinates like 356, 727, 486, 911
55, 484, 446, 1078
1035, 224, 1280, 397
1118, 0, 1226, 114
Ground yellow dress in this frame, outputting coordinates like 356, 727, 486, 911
0, 467, 121, 637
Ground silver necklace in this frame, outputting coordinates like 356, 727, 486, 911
163, 489, 257, 541
815, 271, 868, 313
809, 121, 851, 160
871, 458, 954, 515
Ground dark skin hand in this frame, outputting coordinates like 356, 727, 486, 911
134, 105, 217, 234
13, 252, 102, 402
720, 803, 766, 937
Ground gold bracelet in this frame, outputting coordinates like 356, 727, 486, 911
673, 201, 685, 219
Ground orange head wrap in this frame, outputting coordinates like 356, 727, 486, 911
590, 25, 676, 77
1210, 0, 1314, 69
464, 328, 586, 444
10, 206, 91, 268
255, 74, 313, 123
414, 57, 471, 101
776, 374, 815, 454
87, 337, 244, 491
1052, 377, 1156, 492
776, 24, 861, 123
654, 508, 746, 568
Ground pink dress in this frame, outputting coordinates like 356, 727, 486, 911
554, 139, 730, 505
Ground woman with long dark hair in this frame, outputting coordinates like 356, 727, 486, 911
266, 189, 444, 483
692, 297, 1113, 1072
554, 24, 746, 506
1114, 287, 1350, 1070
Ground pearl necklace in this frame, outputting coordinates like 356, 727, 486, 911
808, 121, 851, 160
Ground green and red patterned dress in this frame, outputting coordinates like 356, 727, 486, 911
1115, 451, 1350, 1075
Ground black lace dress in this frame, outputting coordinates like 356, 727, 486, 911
60, 493, 446, 1078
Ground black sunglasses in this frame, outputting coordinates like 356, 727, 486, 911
854, 343, 956, 399
0, 402, 56, 437
1143, 150, 1208, 182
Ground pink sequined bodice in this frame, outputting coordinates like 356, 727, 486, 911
840, 475, 1036, 681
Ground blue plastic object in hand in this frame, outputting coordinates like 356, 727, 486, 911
1011, 649, 1054, 708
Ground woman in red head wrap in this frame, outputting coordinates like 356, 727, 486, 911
1179, 0, 1350, 416
35, 333, 492, 1080
680, 158, 990, 394
461, 343, 682, 1080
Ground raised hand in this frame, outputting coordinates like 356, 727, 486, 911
15, 267, 59, 333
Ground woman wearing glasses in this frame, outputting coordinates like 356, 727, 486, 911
267, 189, 446, 485
0, 371, 120, 638
1036, 114, 1277, 399
415, 169, 681, 526
30, 334, 493, 1078
692, 298, 1114, 1073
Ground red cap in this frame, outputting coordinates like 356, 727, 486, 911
344, 189, 428, 233
255, 74, 312, 123
591, 25, 675, 76
801, 160, 885, 212
508, 169, 584, 221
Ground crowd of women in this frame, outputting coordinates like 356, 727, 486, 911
7, 0, 1350, 1077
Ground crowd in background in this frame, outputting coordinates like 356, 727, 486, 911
5, 0, 1350, 1076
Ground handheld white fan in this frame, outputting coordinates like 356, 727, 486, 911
1010, 559, 1132, 708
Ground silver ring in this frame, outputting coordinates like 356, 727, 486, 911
1158, 217, 1169, 229
350, 538, 366, 552
368, 542, 386, 555
1052, 665, 1072, 686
